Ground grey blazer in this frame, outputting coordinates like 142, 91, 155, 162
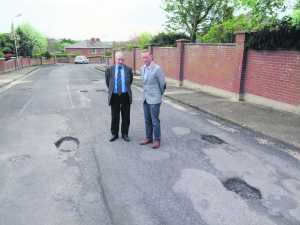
140, 62, 166, 104
105, 65, 133, 105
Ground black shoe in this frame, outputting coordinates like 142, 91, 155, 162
109, 135, 118, 142
122, 135, 130, 142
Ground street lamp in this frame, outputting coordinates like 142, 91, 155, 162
12, 13, 22, 70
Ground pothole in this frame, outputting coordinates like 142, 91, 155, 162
80, 90, 88, 93
96, 89, 106, 92
201, 135, 226, 144
222, 178, 262, 200
54, 136, 80, 152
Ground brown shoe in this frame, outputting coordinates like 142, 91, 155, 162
140, 139, 153, 145
152, 140, 160, 149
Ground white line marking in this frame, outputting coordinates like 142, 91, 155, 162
164, 99, 187, 111
67, 82, 74, 109
17, 97, 33, 118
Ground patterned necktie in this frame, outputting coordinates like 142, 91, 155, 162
117, 65, 122, 95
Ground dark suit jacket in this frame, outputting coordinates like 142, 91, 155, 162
105, 65, 133, 105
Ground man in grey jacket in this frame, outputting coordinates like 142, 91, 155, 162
139, 51, 166, 149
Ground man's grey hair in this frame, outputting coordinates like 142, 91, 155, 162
115, 51, 124, 59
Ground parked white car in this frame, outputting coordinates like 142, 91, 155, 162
74, 56, 89, 64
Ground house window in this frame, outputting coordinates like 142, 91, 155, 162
91, 49, 97, 54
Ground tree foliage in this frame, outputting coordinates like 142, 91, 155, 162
127, 32, 153, 49
0, 33, 14, 54
163, 0, 287, 43
247, 17, 300, 50
199, 15, 252, 42
16, 23, 48, 57
162, 0, 232, 42
236, 0, 286, 25
293, 0, 300, 24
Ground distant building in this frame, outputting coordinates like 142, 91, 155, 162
65, 38, 112, 57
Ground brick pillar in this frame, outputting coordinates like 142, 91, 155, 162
148, 45, 154, 56
233, 32, 248, 101
0, 58, 5, 73
176, 39, 189, 86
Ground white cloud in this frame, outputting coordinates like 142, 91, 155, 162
0, 0, 166, 41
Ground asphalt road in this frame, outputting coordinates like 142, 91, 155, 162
0, 64, 300, 225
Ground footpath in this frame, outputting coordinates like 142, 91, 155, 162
0, 66, 39, 88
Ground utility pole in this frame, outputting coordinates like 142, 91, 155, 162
12, 13, 22, 70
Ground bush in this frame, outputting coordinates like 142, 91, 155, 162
151, 32, 190, 46
247, 17, 300, 50
42, 51, 52, 59
0, 50, 4, 58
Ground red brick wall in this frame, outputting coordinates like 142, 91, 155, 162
4, 59, 16, 72
123, 51, 134, 69
0, 57, 56, 74
153, 47, 178, 80
135, 49, 144, 72
245, 50, 300, 105
184, 44, 240, 93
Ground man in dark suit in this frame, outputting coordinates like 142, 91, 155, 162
105, 51, 133, 142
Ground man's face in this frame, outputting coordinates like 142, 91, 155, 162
116, 56, 125, 65
142, 52, 152, 66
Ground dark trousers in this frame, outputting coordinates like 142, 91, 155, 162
111, 93, 130, 136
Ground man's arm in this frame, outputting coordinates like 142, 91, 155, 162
105, 67, 110, 88
129, 67, 133, 85
157, 66, 166, 94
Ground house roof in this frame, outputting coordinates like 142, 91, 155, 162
65, 39, 113, 49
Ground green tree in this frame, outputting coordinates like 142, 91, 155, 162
16, 23, 47, 57
0, 50, 4, 58
199, 15, 252, 42
137, 32, 153, 49
151, 32, 190, 46
162, 0, 231, 42
55, 38, 77, 53
127, 32, 153, 49
0, 33, 14, 54
236, 0, 286, 26
198, 0, 286, 43
292, 0, 300, 24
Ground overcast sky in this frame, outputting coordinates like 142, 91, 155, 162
0, 0, 166, 41
0, 0, 297, 42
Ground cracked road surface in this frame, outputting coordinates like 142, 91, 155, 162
0, 64, 300, 225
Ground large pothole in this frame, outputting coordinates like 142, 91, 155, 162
201, 135, 226, 144
223, 178, 262, 200
54, 136, 80, 152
